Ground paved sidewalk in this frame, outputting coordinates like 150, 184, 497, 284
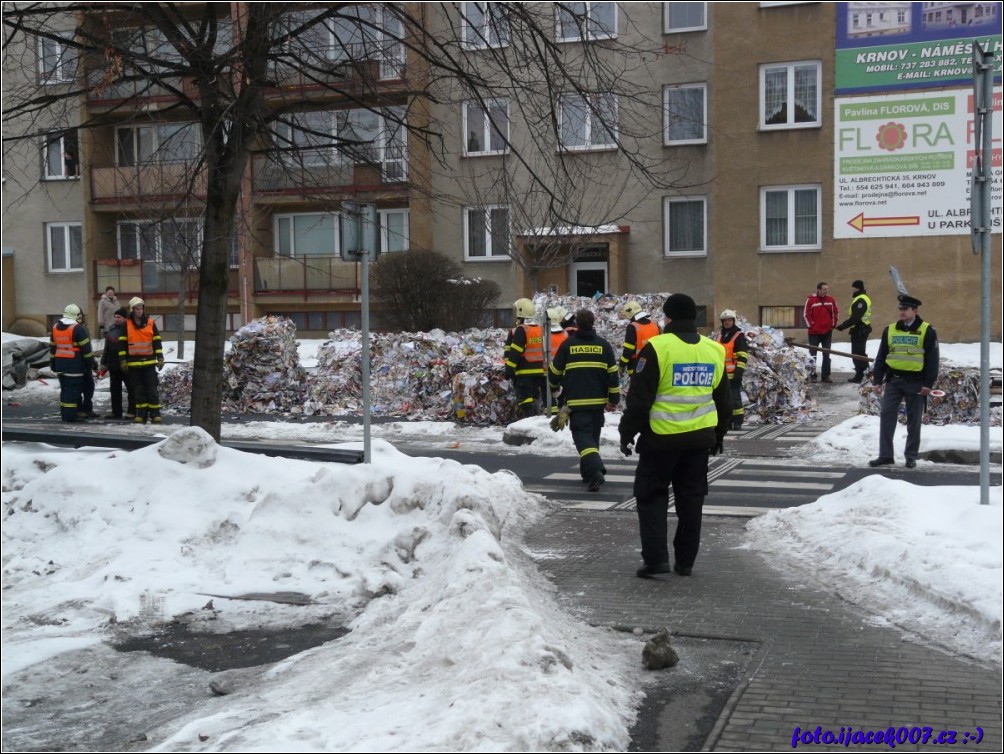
524, 510, 1002, 752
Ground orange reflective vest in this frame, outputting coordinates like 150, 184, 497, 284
51, 323, 79, 360
124, 318, 158, 366
714, 330, 739, 376
549, 330, 568, 358
520, 324, 544, 363
627, 321, 660, 363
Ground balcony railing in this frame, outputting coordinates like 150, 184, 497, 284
94, 258, 236, 297
254, 254, 359, 295
90, 162, 207, 204
251, 156, 404, 195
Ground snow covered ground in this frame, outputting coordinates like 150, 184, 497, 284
1, 337, 1001, 750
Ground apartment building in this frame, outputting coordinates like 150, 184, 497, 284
2, 2, 1000, 342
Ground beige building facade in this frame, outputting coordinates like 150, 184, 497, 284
2, 2, 1000, 343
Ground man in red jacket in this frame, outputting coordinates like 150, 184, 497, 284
803, 282, 839, 383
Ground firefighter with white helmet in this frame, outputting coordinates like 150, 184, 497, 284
119, 296, 165, 423
49, 303, 97, 421
713, 308, 749, 429
619, 300, 660, 375
504, 297, 547, 416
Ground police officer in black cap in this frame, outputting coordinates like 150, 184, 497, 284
869, 294, 939, 469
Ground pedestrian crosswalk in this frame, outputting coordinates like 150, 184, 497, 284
525, 456, 849, 517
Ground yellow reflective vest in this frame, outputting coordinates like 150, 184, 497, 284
647, 333, 725, 435
885, 321, 929, 372
852, 292, 872, 327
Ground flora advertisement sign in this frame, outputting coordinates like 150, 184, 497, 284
834, 88, 1003, 239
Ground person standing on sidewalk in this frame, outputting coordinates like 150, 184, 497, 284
548, 309, 620, 492
619, 301, 661, 376
834, 279, 872, 383
97, 286, 119, 337
619, 293, 731, 578
50, 303, 98, 422
119, 297, 165, 424
98, 307, 136, 420
803, 282, 839, 383
868, 294, 939, 470
713, 309, 748, 430
504, 298, 547, 417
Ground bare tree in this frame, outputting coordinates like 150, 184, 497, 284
3, 2, 687, 440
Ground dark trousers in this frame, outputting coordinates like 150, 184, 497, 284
81, 369, 95, 413
879, 376, 925, 461
57, 373, 84, 421
514, 374, 546, 417
109, 369, 135, 417
849, 327, 871, 379
634, 448, 709, 568
570, 410, 605, 482
807, 332, 833, 378
130, 366, 162, 419
728, 379, 743, 427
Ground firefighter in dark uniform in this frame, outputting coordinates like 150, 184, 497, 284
548, 308, 620, 491
119, 296, 165, 424
50, 303, 98, 422
504, 298, 547, 417
835, 279, 873, 383
619, 300, 661, 375
713, 309, 749, 430
868, 294, 939, 469
619, 293, 731, 578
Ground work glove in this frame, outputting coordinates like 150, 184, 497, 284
620, 437, 634, 457
549, 405, 571, 432
710, 436, 724, 456
156, 357, 165, 372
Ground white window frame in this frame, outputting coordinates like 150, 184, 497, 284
663, 196, 707, 257
461, 2, 510, 49
663, 2, 707, 33
38, 36, 76, 84
558, 93, 618, 151
378, 208, 410, 253
556, 2, 618, 42
759, 184, 821, 252
115, 123, 202, 166
663, 83, 707, 145
462, 99, 510, 156
273, 112, 344, 168
46, 222, 83, 272
759, 60, 822, 131
464, 205, 510, 260
273, 212, 340, 257
42, 131, 79, 180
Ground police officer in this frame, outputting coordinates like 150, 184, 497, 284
619, 293, 731, 578
548, 309, 620, 491
619, 300, 660, 375
869, 294, 939, 469
504, 298, 546, 417
50, 303, 97, 422
835, 279, 872, 383
713, 309, 748, 430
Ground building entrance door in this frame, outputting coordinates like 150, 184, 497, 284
570, 261, 607, 298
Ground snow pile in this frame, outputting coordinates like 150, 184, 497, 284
858, 365, 1003, 426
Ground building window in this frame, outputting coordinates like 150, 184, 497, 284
760, 61, 821, 129
116, 123, 201, 165
274, 213, 339, 257
118, 219, 202, 268
556, 2, 617, 41
663, 197, 706, 256
38, 36, 76, 84
465, 206, 510, 259
461, 2, 510, 49
378, 209, 410, 252
463, 100, 510, 155
664, 84, 706, 145
47, 223, 83, 272
559, 93, 618, 150
43, 130, 79, 179
274, 112, 343, 167
664, 2, 706, 32
760, 185, 820, 251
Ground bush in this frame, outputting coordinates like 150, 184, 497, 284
372, 249, 500, 332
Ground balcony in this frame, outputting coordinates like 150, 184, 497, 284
254, 255, 360, 298
94, 258, 237, 298
90, 162, 207, 207
251, 157, 407, 201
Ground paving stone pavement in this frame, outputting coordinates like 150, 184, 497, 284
524, 510, 1002, 752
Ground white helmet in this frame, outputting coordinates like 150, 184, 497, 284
622, 300, 642, 318
513, 298, 535, 319
129, 297, 145, 309
719, 309, 738, 321
63, 303, 81, 320
546, 306, 567, 324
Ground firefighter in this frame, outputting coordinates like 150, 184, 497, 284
713, 309, 749, 430
504, 298, 546, 417
619, 300, 660, 375
50, 303, 97, 422
546, 307, 571, 416
119, 297, 165, 424
548, 308, 620, 491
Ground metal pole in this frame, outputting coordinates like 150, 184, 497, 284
361, 252, 371, 464
975, 46, 994, 505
